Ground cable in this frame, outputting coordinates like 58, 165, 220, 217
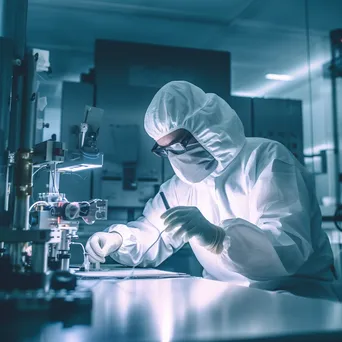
62, 172, 87, 181
79, 201, 90, 213
70, 242, 89, 271
81, 151, 100, 159
122, 192, 171, 280
33, 165, 47, 176
71, 241, 86, 255
122, 228, 168, 280
51, 168, 59, 194
29, 201, 49, 212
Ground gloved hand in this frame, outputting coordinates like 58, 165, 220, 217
161, 206, 225, 254
85, 232, 123, 263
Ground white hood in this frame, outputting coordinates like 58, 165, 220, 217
144, 81, 246, 174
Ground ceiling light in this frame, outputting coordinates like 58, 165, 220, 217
265, 74, 294, 81
233, 56, 329, 98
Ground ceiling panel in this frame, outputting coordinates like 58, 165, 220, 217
26, 0, 341, 105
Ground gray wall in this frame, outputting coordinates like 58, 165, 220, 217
93, 39, 232, 200
253, 98, 303, 163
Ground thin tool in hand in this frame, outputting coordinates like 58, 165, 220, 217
160, 191, 170, 210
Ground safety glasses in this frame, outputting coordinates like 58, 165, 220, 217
151, 133, 197, 158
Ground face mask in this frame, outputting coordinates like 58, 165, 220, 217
168, 142, 218, 183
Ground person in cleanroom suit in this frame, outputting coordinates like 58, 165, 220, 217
86, 80, 335, 284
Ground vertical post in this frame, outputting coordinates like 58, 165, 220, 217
13, 52, 38, 231
2, 0, 28, 154
330, 29, 342, 206
0, 0, 29, 231
331, 76, 340, 205
49, 163, 60, 194
0, 38, 13, 217
20, 52, 38, 150
31, 243, 48, 273
0, 0, 28, 58
59, 230, 71, 271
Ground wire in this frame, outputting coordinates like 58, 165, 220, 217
29, 201, 49, 212
50, 168, 59, 194
70, 242, 88, 271
81, 151, 100, 159
33, 165, 47, 176
62, 172, 88, 181
122, 228, 168, 280
122, 192, 170, 280
79, 201, 90, 211
71, 241, 86, 255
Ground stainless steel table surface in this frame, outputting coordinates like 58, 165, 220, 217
2, 277, 342, 342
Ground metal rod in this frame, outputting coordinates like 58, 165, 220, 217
20, 52, 38, 150
12, 149, 32, 230
9, 242, 24, 271
0, 38, 12, 154
59, 230, 71, 271
31, 243, 48, 273
331, 75, 340, 205
0, 0, 28, 58
0, 38, 12, 218
4, 156, 11, 211
330, 30, 341, 205
0, 241, 5, 257
49, 163, 60, 194
13, 196, 30, 230
0, 0, 11, 38
2, 0, 29, 232
61, 257, 70, 271
12, 52, 37, 230
3, 0, 28, 151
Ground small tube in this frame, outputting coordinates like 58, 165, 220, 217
83, 254, 90, 272
60, 257, 70, 271
90, 262, 101, 271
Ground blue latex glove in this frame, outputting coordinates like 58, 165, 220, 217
161, 206, 225, 254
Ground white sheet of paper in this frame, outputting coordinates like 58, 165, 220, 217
76, 268, 189, 279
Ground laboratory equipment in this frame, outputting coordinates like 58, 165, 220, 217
0, 0, 108, 317
27, 104, 107, 273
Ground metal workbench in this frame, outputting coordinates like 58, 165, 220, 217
2, 276, 342, 341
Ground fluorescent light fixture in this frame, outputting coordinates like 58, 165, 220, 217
232, 56, 330, 98
265, 73, 293, 81
303, 143, 334, 155
58, 164, 102, 172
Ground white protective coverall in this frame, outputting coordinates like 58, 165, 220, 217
108, 81, 334, 284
